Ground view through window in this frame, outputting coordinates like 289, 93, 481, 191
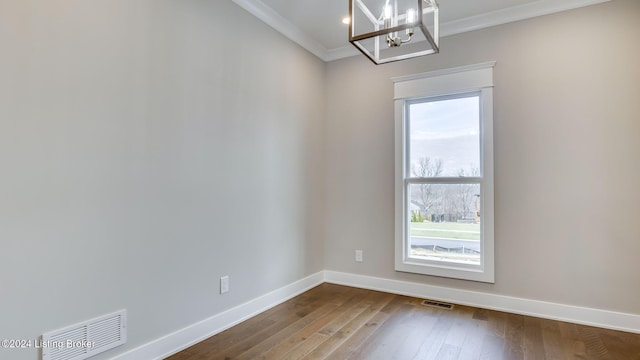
406, 94, 482, 265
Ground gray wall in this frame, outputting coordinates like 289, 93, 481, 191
0, 1, 325, 359
325, 0, 640, 315
2, 1, 639, 359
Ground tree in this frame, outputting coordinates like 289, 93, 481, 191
453, 168, 480, 220
411, 157, 443, 216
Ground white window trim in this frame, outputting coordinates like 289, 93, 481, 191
393, 62, 496, 283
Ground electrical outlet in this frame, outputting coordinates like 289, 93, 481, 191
220, 275, 229, 294
355, 250, 363, 262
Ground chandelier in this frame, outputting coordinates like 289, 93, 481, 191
349, 0, 439, 64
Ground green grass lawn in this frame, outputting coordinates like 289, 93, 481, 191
410, 221, 480, 240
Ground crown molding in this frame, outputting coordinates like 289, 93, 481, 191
232, 0, 611, 63
440, 0, 611, 37
231, 0, 332, 61
324, 45, 359, 62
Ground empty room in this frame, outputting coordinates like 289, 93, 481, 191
1, 0, 639, 359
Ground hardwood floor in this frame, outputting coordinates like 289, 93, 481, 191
166, 284, 640, 360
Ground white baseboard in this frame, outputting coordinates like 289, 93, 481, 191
112, 271, 325, 360
110, 269, 639, 360
324, 270, 640, 334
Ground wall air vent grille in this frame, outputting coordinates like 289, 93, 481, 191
421, 299, 454, 310
42, 309, 126, 360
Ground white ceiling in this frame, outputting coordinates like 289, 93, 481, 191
232, 0, 610, 61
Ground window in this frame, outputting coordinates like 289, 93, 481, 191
394, 62, 495, 283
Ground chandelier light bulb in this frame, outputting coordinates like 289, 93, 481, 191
384, 4, 392, 20
406, 8, 416, 36
406, 8, 416, 23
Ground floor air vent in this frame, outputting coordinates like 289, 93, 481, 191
421, 299, 454, 310
42, 309, 126, 360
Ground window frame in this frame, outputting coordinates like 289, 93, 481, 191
393, 62, 495, 283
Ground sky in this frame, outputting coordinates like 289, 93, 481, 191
409, 95, 480, 177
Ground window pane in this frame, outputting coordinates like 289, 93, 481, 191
409, 96, 480, 178
408, 183, 481, 265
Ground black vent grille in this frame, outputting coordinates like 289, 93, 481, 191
421, 299, 454, 310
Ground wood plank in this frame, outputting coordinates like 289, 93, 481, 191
503, 313, 525, 360
523, 316, 545, 360
207, 290, 339, 359
457, 318, 486, 360
593, 326, 640, 360
324, 302, 401, 360
480, 334, 506, 360
578, 325, 612, 360
167, 284, 640, 360
435, 343, 462, 360
325, 312, 391, 360
234, 301, 340, 360
410, 309, 456, 360
279, 333, 328, 360
541, 318, 567, 360
257, 288, 381, 359
302, 292, 395, 359
346, 302, 424, 359
444, 305, 476, 348
391, 307, 440, 359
